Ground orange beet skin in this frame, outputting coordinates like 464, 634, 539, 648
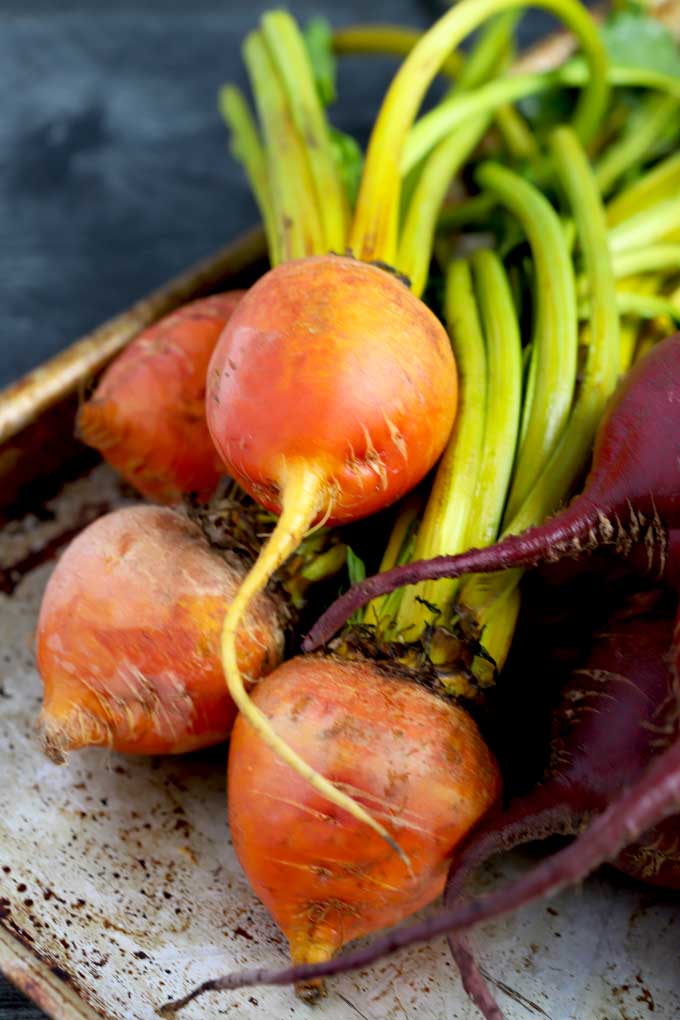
207, 257, 457, 523
228, 656, 500, 983
79, 292, 244, 502
37, 506, 284, 758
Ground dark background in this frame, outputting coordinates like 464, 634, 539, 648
1, 2, 555, 1016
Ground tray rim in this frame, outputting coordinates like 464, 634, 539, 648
0, 226, 267, 448
0, 928, 103, 1020
4, 3, 680, 1015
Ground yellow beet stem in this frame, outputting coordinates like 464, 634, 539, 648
218, 86, 280, 265
395, 260, 487, 637
452, 11, 518, 94
243, 31, 324, 262
506, 126, 620, 536
332, 24, 462, 78
606, 150, 680, 227
618, 287, 651, 373
462, 127, 621, 667
475, 584, 522, 677
220, 459, 410, 866
595, 93, 680, 198
464, 250, 523, 550
608, 197, 680, 255
402, 71, 552, 175
350, 0, 608, 263
397, 116, 490, 297
364, 494, 422, 632
261, 11, 349, 252
403, 48, 680, 178
334, 19, 534, 166
478, 162, 577, 527
613, 291, 680, 323
612, 245, 680, 279
451, 11, 537, 161
632, 279, 680, 362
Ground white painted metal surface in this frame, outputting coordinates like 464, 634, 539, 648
0, 466, 678, 1020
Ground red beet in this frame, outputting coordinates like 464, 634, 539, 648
305, 334, 680, 649
447, 608, 676, 872
444, 605, 678, 1018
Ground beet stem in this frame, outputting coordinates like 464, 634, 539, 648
392, 257, 489, 635
444, 797, 577, 1020
303, 496, 598, 649
349, 0, 608, 263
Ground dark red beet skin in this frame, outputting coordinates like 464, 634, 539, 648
614, 604, 680, 889
550, 612, 677, 807
305, 334, 680, 650
447, 609, 677, 895
445, 607, 678, 1018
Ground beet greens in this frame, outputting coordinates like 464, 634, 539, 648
305, 332, 680, 650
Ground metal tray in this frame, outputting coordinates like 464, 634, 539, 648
3, 11, 680, 1009
2, 465, 680, 1020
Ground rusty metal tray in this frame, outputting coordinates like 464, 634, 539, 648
3, 12, 680, 1007
2, 236, 680, 1020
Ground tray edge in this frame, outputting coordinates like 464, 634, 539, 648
0, 928, 109, 1020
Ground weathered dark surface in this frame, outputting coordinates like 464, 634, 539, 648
0, 1, 560, 389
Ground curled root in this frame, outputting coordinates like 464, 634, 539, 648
39, 723, 68, 765
293, 978, 326, 1004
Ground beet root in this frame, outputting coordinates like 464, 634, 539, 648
611, 603, 680, 888
79, 293, 243, 502
37, 505, 284, 758
226, 654, 500, 1000
207, 253, 460, 850
206, 256, 458, 525
444, 606, 678, 1017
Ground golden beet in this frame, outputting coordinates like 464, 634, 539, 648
228, 655, 500, 997
79, 293, 244, 502
37, 505, 284, 758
